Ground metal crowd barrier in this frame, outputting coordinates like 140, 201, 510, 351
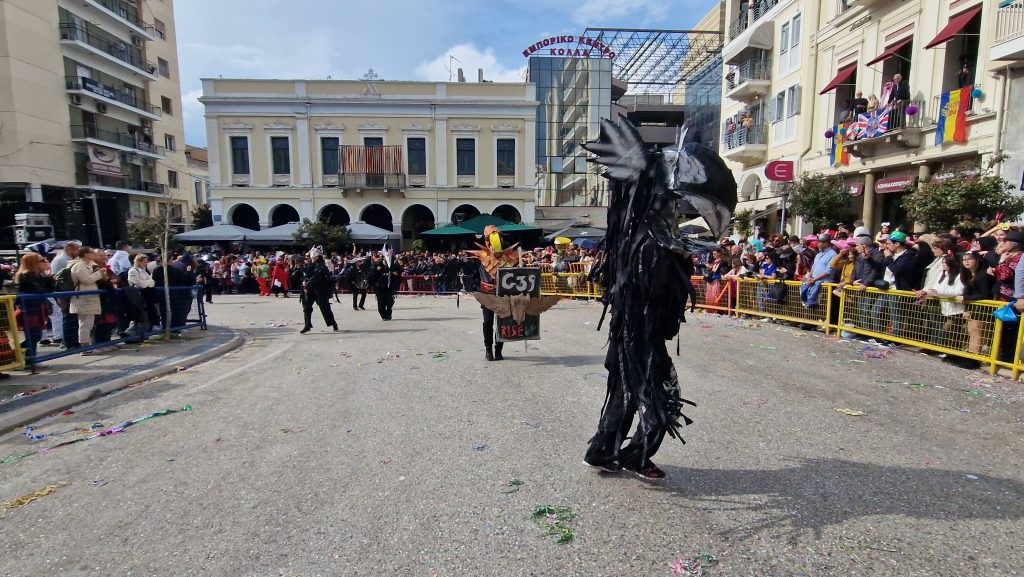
0, 295, 26, 372
13, 286, 207, 368
688, 276, 1023, 378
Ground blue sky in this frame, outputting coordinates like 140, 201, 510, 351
174, 0, 724, 146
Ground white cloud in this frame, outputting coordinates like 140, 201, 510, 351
415, 44, 527, 83
572, 0, 670, 25
181, 88, 203, 121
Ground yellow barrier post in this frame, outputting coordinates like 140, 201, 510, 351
1014, 312, 1024, 380
990, 318, 1003, 376
0, 295, 26, 372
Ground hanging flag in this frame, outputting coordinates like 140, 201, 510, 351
935, 86, 970, 145
858, 106, 891, 139
830, 124, 849, 166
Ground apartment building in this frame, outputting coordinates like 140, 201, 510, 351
804, 0, 1001, 231
0, 0, 192, 247
720, 0, 815, 234
185, 145, 209, 207
200, 78, 538, 248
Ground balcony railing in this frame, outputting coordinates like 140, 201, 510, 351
929, 85, 982, 124
339, 174, 407, 189
66, 75, 156, 114
59, 24, 156, 75
86, 0, 155, 34
722, 123, 768, 150
70, 124, 165, 156
995, 1, 1024, 45
729, 0, 782, 40
76, 173, 166, 194
726, 59, 771, 90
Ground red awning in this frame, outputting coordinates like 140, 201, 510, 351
819, 64, 857, 95
866, 37, 913, 67
926, 6, 982, 49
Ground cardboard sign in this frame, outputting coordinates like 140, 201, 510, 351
496, 268, 541, 342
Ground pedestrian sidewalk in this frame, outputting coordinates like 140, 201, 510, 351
0, 325, 241, 432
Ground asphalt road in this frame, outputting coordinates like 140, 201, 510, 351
1, 294, 1022, 577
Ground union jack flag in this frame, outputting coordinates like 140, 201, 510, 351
857, 106, 890, 139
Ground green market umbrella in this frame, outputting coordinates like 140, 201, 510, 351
420, 225, 477, 236
458, 214, 509, 234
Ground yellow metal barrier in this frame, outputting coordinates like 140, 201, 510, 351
0, 295, 26, 372
733, 278, 835, 332
540, 272, 601, 299
838, 285, 1008, 374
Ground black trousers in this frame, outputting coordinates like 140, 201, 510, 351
61, 308, 79, 348
481, 306, 502, 350
302, 291, 336, 328
376, 289, 395, 320
585, 353, 665, 470
352, 290, 366, 309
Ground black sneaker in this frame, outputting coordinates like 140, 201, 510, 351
624, 462, 666, 481
299, 327, 311, 334
583, 459, 620, 473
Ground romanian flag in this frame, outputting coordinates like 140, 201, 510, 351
830, 123, 849, 166
935, 86, 970, 145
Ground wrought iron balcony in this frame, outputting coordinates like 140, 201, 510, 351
84, 0, 155, 35
65, 75, 161, 118
729, 0, 781, 40
338, 145, 406, 189
76, 173, 165, 194
722, 122, 768, 164
59, 24, 156, 76
725, 59, 772, 101
70, 124, 165, 156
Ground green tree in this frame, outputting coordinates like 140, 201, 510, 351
293, 218, 350, 253
732, 208, 756, 240
128, 215, 176, 249
191, 203, 213, 229
787, 173, 855, 230
902, 157, 1024, 231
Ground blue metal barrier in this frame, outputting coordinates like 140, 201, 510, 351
16, 286, 207, 366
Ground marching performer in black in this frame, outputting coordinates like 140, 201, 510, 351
299, 247, 339, 334
343, 257, 368, 311
370, 252, 402, 321
464, 225, 519, 361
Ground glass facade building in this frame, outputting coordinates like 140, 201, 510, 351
684, 55, 723, 152
529, 57, 613, 207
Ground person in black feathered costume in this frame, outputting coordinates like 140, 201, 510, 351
299, 247, 338, 334
582, 117, 737, 480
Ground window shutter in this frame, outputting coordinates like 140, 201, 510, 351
792, 85, 802, 115
766, 96, 777, 123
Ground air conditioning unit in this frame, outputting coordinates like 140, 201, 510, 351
70, 94, 82, 105
96, 102, 108, 114
131, 36, 143, 47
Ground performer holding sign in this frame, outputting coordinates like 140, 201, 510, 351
582, 117, 737, 480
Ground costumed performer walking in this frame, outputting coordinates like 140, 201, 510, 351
582, 118, 737, 480
299, 246, 339, 334
464, 225, 520, 361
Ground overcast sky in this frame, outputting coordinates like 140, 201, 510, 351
174, 0, 723, 146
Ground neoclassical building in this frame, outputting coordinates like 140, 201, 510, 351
200, 77, 539, 247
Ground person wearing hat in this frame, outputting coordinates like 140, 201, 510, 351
874, 222, 891, 244
800, 233, 838, 308
865, 230, 914, 337
991, 230, 1024, 361
299, 247, 338, 334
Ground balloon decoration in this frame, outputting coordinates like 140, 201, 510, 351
824, 129, 834, 139
906, 104, 918, 116
839, 127, 846, 135
972, 88, 984, 99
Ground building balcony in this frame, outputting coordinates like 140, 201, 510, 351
59, 24, 157, 80
724, 59, 771, 102
722, 124, 768, 164
339, 173, 407, 193
76, 173, 166, 196
844, 100, 925, 158
81, 0, 156, 40
70, 124, 165, 158
66, 76, 161, 120
993, 1, 1024, 61
725, 0, 778, 64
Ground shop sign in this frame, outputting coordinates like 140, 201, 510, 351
846, 182, 864, 196
81, 77, 118, 100
765, 160, 794, 182
87, 144, 122, 176
875, 175, 918, 194
522, 35, 616, 58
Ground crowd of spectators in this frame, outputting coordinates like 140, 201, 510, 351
698, 219, 1024, 364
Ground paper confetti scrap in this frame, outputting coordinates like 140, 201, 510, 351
834, 408, 867, 417
1, 482, 70, 518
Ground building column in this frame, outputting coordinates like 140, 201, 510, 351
913, 164, 930, 234
862, 172, 876, 231
205, 117, 222, 186
210, 197, 224, 224
297, 116, 311, 187
300, 197, 313, 221
436, 197, 449, 225
435, 118, 448, 187
523, 200, 536, 225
